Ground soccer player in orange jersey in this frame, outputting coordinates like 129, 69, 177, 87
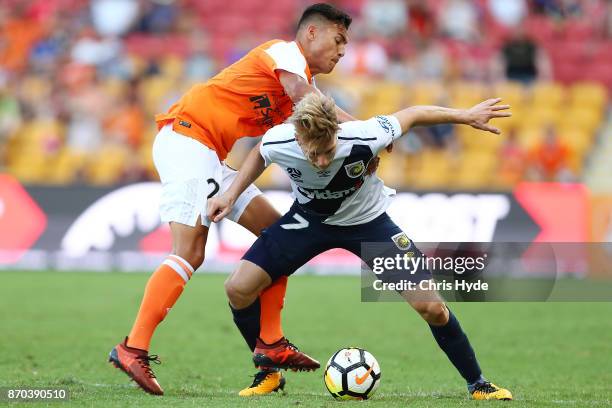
108, 3, 354, 396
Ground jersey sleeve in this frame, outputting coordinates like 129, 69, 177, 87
342, 115, 403, 153
259, 137, 274, 167
262, 41, 309, 82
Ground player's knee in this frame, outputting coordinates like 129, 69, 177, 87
174, 246, 205, 270
225, 278, 255, 309
414, 302, 448, 325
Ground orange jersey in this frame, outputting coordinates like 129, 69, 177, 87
155, 40, 313, 160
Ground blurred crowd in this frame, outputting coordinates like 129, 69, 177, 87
0, 0, 611, 188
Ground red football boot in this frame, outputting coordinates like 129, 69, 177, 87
108, 337, 164, 395
253, 337, 320, 371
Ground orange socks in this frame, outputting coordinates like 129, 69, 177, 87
127, 255, 194, 351
259, 275, 288, 344
126, 254, 287, 350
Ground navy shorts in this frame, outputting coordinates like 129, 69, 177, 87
242, 202, 432, 283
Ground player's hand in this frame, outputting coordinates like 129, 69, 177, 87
207, 193, 235, 223
366, 156, 380, 175
464, 98, 511, 134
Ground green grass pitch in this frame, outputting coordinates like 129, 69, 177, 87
1, 271, 611, 407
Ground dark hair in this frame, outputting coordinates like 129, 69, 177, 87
297, 3, 352, 31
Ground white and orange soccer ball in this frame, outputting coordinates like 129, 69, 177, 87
324, 347, 381, 400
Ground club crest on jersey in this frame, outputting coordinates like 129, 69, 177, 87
391, 232, 411, 250
344, 160, 365, 178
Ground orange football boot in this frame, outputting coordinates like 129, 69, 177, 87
108, 337, 164, 395
253, 337, 320, 371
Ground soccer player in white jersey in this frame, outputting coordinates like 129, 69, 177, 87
207, 92, 514, 400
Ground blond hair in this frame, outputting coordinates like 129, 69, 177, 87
289, 92, 339, 147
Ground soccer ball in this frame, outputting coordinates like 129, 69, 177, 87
324, 347, 381, 400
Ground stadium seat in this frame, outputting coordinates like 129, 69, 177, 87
48, 149, 86, 185
568, 82, 608, 111
451, 151, 497, 190
408, 82, 445, 106
493, 82, 525, 108
557, 128, 592, 160
449, 82, 487, 108
524, 15, 559, 43
140, 77, 175, 115
457, 126, 504, 153
409, 149, 453, 189
8, 149, 49, 184
359, 81, 408, 117
559, 108, 603, 134
85, 145, 129, 185
377, 152, 410, 187
516, 126, 543, 150
160, 56, 185, 80
563, 20, 595, 42
521, 107, 562, 129
553, 61, 583, 84
530, 82, 566, 108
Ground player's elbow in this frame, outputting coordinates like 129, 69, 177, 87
392, 109, 417, 134
286, 80, 314, 104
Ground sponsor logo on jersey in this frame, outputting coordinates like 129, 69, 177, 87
391, 232, 411, 250
286, 167, 302, 180
344, 160, 365, 178
317, 169, 331, 177
375, 115, 393, 134
250, 93, 282, 129
297, 186, 357, 200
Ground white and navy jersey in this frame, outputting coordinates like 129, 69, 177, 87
259, 115, 403, 226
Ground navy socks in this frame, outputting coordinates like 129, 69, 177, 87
428, 310, 482, 384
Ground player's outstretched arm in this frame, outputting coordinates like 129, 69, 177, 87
278, 70, 356, 122
207, 143, 266, 223
392, 98, 511, 135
